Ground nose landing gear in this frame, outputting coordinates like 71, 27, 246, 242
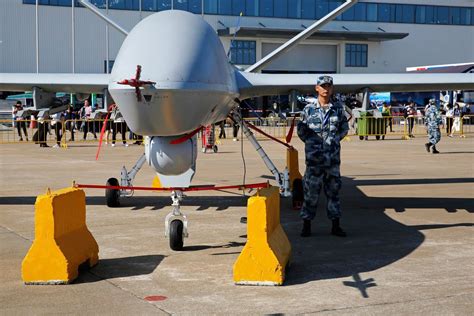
164, 190, 188, 251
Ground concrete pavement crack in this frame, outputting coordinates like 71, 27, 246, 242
300, 292, 473, 314
0, 225, 31, 242
85, 269, 172, 315
0, 226, 170, 314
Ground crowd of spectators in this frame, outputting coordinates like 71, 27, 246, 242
11, 100, 143, 148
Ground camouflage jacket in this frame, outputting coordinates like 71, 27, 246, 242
424, 104, 442, 128
297, 100, 349, 167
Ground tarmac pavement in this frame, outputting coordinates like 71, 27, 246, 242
0, 135, 473, 314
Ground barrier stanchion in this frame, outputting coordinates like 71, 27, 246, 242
402, 118, 410, 140
460, 117, 466, 138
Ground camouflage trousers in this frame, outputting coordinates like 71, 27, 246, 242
427, 127, 441, 145
300, 164, 342, 221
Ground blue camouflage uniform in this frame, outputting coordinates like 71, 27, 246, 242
297, 100, 349, 221
424, 104, 442, 145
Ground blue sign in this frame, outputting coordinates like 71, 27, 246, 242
370, 92, 391, 104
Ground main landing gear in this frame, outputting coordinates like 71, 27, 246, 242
104, 152, 189, 250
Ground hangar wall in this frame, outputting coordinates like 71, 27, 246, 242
0, 0, 473, 74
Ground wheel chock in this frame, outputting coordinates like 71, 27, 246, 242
286, 147, 302, 191
152, 175, 162, 188
22, 187, 99, 284
233, 186, 291, 286
287, 147, 303, 209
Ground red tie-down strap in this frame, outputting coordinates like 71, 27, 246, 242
74, 182, 270, 192
117, 65, 156, 102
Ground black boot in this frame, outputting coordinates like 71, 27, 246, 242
432, 146, 440, 154
301, 220, 311, 237
425, 143, 432, 153
331, 219, 346, 237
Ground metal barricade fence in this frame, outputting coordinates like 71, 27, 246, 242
62, 119, 133, 146
1, 115, 472, 145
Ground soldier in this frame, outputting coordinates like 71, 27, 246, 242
424, 99, 442, 154
297, 75, 349, 237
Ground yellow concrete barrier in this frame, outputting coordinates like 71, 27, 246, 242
233, 186, 291, 286
22, 187, 99, 284
286, 147, 302, 191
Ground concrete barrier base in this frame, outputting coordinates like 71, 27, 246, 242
233, 187, 291, 286
22, 188, 99, 284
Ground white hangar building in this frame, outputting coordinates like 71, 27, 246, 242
1, 0, 473, 75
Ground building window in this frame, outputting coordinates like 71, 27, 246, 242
104, 60, 115, 74
353, 2, 366, 21
436, 6, 449, 24
415, 6, 425, 24
288, 0, 301, 19
230, 40, 256, 65
400, 4, 415, 23
203, 0, 217, 14
345, 44, 367, 68
259, 0, 273, 17
301, 0, 315, 20
367, 3, 377, 22
21, 0, 474, 27
173, 0, 188, 11
218, 0, 231, 15
232, 0, 245, 16
143, 0, 171, 11
329, 1, 343, 20
425, 5, 435, 24
274, 0, 287, 18
245, 0, 257, 17
109, 0, 140, 10
314, 0, 327, 19
89, 0, 106, 9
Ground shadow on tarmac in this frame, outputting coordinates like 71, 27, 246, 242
281, 176, 473, 288
75, 255, 165, 283
1, 177, 473, 288
0, 195, 248, 211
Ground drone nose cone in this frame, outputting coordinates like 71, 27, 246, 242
108, 10, 238, 136
111, 10, 231, 88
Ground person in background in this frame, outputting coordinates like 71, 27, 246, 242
12, 101, 28, 141
50, 111, 65, 148
445, 103, 454, 136
64, 105, 76, 141
218, 120, 226, 139
110, 104, 128, 147
80, 100, 96, 140
449, 103, 461, 137
232, 121, 239, 141
424, 99, 442, 154
382, 102, 393, 132
36, 114, 50, 147
405, 102, 417, 138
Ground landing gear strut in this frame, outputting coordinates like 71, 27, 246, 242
104, 153, 146, 207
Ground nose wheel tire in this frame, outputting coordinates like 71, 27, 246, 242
106, 177, 120, 207
169, 220, 184, 251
